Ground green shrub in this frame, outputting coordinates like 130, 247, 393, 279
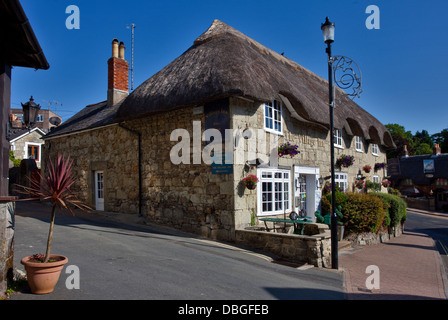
320, 191, 348, 216
9, 151, 21, 167
369, 192, 407, 227
341, 193, 387, 233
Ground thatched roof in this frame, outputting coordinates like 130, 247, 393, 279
116, 19, 394, 148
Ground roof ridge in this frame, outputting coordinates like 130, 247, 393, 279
194, 19, 320, 81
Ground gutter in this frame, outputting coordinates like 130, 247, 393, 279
118, 123, 142, 216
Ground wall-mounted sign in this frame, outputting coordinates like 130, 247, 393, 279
423, 159, 435, 173
211, 152, 233, 174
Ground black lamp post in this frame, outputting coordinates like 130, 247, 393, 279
321, 17, 338, 270
21, 96, 40, 129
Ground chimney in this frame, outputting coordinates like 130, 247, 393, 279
107, 39, 129, 106
433, 143, 441, 156
402, 144, 409, 158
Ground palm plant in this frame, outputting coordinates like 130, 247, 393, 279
16, 153, 91, 263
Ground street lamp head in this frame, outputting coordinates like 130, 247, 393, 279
21, 96, 41, 129
321, 17, 335, 44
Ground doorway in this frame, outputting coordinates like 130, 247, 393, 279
294, 166, 321, 219
94, 170, 104, 211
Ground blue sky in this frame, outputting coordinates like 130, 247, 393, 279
11, 0, 448, 136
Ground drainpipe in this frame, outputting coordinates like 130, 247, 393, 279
118, 123, 142, 216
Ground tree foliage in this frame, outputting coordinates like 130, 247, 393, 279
385, 123, 448, 158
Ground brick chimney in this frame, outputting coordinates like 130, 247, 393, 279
433, 143, 441, 156
107, 39, 129, 106
402, 144, 409, 158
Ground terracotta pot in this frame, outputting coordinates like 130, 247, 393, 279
21, 255, 68, 294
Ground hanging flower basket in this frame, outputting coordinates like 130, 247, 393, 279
336, 154, 354, 168
278, 142, 300, 158
374, 163, 387, 172
242, 175, 259, 190
382, 179, 391, 188
354, 179, 364, 190
362, 165, 372, 173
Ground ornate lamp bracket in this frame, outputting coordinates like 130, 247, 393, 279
332, 55, 363, 99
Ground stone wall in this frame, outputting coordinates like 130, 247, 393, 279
0, 200, 15, 298
235, 228, 332, 268
45, 124, 140, 213
45, 105, 236, 241
128, 106, 235, 241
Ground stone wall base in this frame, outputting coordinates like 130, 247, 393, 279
235, 228, 332, 268
344, 223, 404, 246
0, 201, 15, 298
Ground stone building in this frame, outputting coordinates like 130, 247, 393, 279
9, 127, 45, 168
43, 20, 394, 242
388, 144, 448, 211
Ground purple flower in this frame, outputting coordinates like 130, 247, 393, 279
278, 142, 300, 158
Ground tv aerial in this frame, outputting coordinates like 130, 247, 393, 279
126, 23, 136, 91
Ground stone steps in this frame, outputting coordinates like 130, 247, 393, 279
338, 240, 352, 252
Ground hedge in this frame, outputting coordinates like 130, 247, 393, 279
320, 192, 388, 233
369, 192, 407, 227
341, 193, 387, 233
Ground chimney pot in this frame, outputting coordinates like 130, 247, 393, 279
433, 143, 441, 156
119, 41, 125, 59
112, 38, 119, 58
402, 144, 409, 158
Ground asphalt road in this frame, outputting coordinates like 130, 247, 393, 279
405, 209, 448, 282
9, 202, 345, 300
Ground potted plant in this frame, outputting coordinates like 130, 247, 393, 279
15, 153, 91, 294
242, 174, 259, 190
362, 165, 372, 173
278, 142, 300, 158
336, 154, 354, 168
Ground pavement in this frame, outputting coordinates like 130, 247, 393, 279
339, 208, 448, 300
5, 202, 448, 300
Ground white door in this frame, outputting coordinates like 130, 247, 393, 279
94, 171, 104, 211
294, 166, 320, 219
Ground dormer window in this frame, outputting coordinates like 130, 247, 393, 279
334, 129, 343, 148
355, 136, 363, 152
372, 143, 379, 156
264, 100, 282, 134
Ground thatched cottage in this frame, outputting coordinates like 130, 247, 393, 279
43, 20, 394, 241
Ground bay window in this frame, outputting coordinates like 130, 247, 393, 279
258, 168, 291, 216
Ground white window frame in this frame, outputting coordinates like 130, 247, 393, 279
334, 129, 343, 148
335, 172, 348, 192
355, 136, 363, 152
257, 168, 291, 216
264, 100, 283, 135
36, 114, 44, 122
25, 142, 42, 163
371, 143, 379, 156
373, 175, 380, 184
